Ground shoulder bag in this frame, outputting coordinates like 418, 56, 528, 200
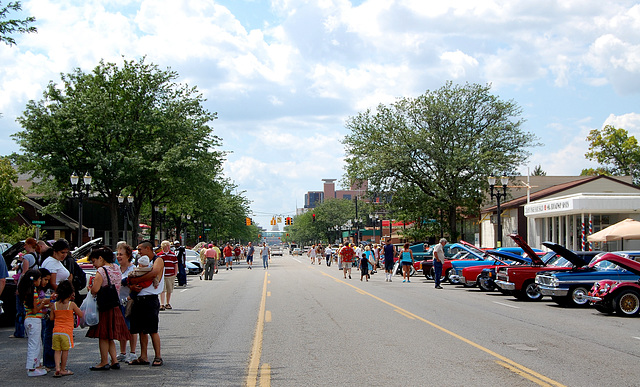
96, 267, 120, 311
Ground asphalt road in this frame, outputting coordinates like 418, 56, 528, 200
1, 252, 639, 386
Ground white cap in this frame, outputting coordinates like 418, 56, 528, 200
138, 255, 150, 266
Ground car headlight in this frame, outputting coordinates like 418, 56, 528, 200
549, 277, 559, 287
598, 283, 612, 295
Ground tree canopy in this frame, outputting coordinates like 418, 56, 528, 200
12, 57, 252, 246
343, 81, 537, 240
0, 156, 24, 235
584, 125, 640, 182
0, 1, 36, 46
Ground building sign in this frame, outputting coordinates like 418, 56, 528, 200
524, 199, 573, 216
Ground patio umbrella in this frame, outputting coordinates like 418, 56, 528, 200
587, 218, 640, 248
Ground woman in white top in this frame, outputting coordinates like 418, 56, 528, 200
40, 239, 71, 290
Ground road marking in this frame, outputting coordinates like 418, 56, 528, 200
180, 288, 189, 293
496, 360, 554, 387
292, 258, 301, 263
319, 271, 565, 387
246, 271, 269, 387
267, 291, 271, 297
394, 309, 416, 320
260, 364, 271, 387
265, 310, 272, 323
633, 337, 640, 341
493, 301, 520, 309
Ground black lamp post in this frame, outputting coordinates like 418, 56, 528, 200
488, 175, 509, 247
369, 214, 380, 243
70, 171, 92, 247
118, 193, 134, 244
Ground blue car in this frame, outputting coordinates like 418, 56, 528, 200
536, 250, 640, 307
449, 248, 538, 284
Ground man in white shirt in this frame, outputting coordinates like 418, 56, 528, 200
433, 238, 447, 289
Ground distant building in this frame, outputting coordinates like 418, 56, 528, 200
303, 179, 368, 209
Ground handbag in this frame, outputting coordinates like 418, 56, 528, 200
96, 267, 120, 311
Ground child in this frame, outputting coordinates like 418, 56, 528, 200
128, 255, 158, 291
49, 280, 83, 377
360, 252, 370, 282
18, 269, 47, 377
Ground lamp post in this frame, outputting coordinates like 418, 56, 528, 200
118, 193, 134, 245
70, 171, 92, 248
488, 175, 509, 247
369, 214, 380, 243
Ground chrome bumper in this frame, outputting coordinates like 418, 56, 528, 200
449, 274, 460, 283
494, 280, 515, 290
584, 295, 603, 302
538, 285, 569, 297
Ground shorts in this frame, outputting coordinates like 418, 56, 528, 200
402, 261, 413, 266
342, 260, 352, 268
225, 256, 233, 263
129, 295, 160, 335
52, 333, 71, 351
384, 260, 395, 271
163, 275, 176, 294
246, 255, 253, 263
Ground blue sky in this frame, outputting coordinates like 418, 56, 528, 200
2, 0, 640, 229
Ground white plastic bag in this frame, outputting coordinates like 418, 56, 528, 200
79, 295, 99, 327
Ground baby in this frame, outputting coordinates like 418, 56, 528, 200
128, 255, 160, 290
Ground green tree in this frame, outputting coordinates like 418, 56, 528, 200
0, 156, 24, 234
343, 81, 537, 239
13, 58, 221, 247
531, 164, 546, 176
585, 125, 640, 181
0, 1, 36, 46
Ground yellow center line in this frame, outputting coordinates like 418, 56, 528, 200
259, 364, 271, 387
246, 271, 269, 387
394, 308, 416, 320
319, 271, 566, 387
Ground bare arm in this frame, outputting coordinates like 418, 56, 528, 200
89, 269, 104, 295
71, 301, 83, 318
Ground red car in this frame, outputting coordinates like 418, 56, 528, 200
460, 250, 532, 290
586, 254, 640, 316
494, 235, 592, 301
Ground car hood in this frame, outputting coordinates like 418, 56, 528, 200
449, 243, 485, 259
487, 250, 532, 264
541, 241, 588, 268
508, 234, 544, 265
589, 252, 640, 275
2, 241, 25, 266
72, 237, 103, 260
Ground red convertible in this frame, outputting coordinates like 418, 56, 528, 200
586, 254, 640, 317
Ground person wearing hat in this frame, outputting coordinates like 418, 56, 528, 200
433, 238, 447, 289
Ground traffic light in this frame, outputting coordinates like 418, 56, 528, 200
285, 217, 292, 225
312, 213, 316, 222
245, 217, 251, 226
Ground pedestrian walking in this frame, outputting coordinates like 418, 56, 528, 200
174, 241, 187, 287
261, 243, 270, 269
308, 245, 317, 265
400, 243, 414, 283
433, 238, 447, 289
383, 240, 395, 282
246, 242, 254, 270
341, 243, 355, 279
324, 245, 333, 266
223, 243, 234, 270
204, 244, 218, 279
159, 241, 177, 310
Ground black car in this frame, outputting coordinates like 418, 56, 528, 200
1, 242, 25, 327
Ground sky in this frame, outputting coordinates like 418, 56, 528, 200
2, 0, 640, 230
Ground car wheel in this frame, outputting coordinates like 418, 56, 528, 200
429, 267, 446, 282
516, 281, 542, 301
551, 296, 569, 306
568, 286, 590, 307
477, 277, 494, 292
614, 289, 640, 317
409, 265, 416, 277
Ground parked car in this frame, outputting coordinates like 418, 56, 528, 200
421, 243, 484, 281
494, 234, 592, 301
585, 253, 640, 316
292, 248, 302, 256
536, 250, 640, 307
458, 250, 532, 290
186, 260, 202, 275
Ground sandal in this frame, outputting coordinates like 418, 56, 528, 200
53, 371, 62, 378
60, 370, 74, 376
165, 304, 172, 310
152, 357, 163, 367
129, 357, 150, 366
159, 305, 165, 311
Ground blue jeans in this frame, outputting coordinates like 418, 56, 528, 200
14, 294, 25, 338
42, 318, 55, 368
262, 256, 269, 268
434, 261, 443, 287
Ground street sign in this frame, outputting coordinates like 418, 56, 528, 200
31, 220, 45, 225
204, 228, 211, 231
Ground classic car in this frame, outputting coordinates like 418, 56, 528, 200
449, 248, 537, 285
494, 235, 594, 301
458, 250, 532, 290
420, 243, 485, 282
536, 251, 640, 307
585, 253, 640, 316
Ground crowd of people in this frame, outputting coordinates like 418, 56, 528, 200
10, 238, 190, 377
198, 241, 272, 279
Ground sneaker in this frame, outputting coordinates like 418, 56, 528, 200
389, 279, 392, 282
402, 279, 406, 283
117, 353, 127, 362
407, 280, 410, 283
435, 286, 443, 289
126, 353, 137, 363
27, 369, 47, 377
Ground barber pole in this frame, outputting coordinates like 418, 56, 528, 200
581, 221, 585, 251
588, 215, 593, 251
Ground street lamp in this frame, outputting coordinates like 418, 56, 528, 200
488, 175, 509, 247
369, 214, 380, 243
118, 193, 134, 244
70, 171, 92, 247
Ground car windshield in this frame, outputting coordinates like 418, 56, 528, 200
593, 260, 621, 270
540, 252, 557, 264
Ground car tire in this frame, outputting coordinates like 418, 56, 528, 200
568, 286, 590, 307
477, 277, 494, 292
516, 281, 543, 301
429, 267, 446, 282
551, 296, 569, 306
614, 289, 640, 317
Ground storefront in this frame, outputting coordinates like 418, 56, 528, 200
524, 193, 640, 252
